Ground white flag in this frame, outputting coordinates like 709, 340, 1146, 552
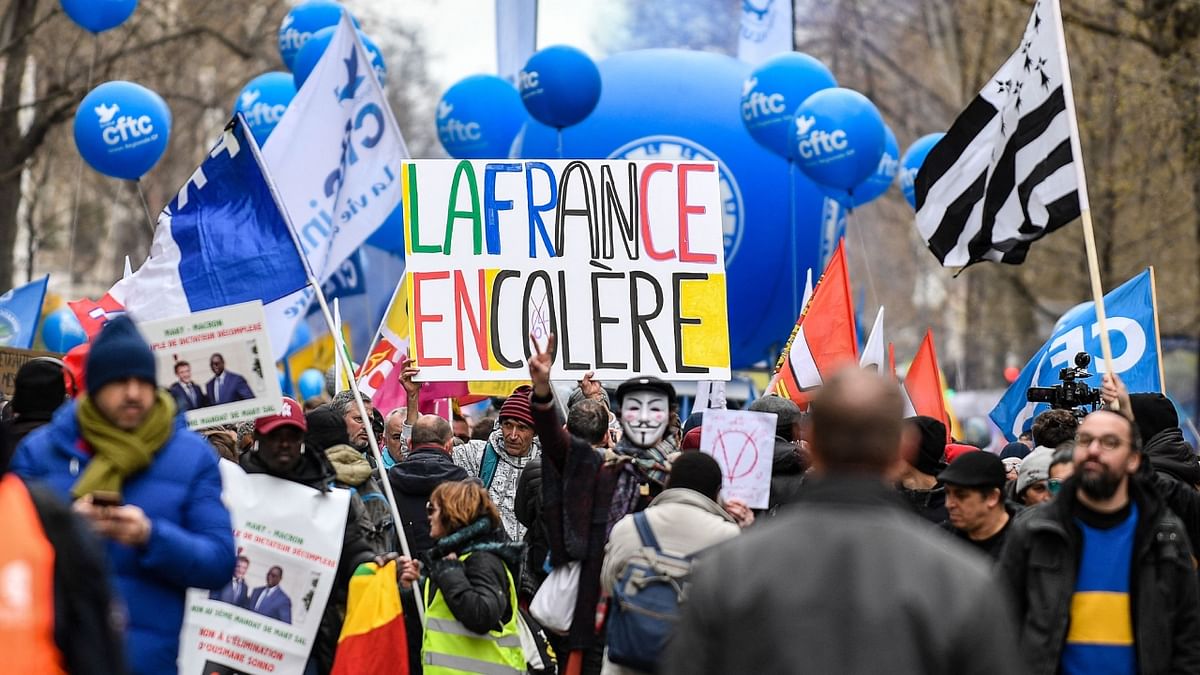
496, 0, 537, 82
737, 0, 793, 65
859, 306, 885, 370
262, 15, 409, 354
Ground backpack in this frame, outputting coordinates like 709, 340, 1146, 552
605, 512, 695, 673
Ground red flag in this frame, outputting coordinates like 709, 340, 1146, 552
67, 293, 125, 339
887, 342, 897, 381
774, 240, 858, 402
904, 330, 950, 442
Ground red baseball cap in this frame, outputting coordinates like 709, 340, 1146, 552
255, 397, 307, 435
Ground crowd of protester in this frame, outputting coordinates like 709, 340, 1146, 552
3, 315, 1200, 674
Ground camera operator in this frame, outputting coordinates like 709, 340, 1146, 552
1101, 373, 1200, 559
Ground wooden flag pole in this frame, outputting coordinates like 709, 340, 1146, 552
1050, 0, 1118, 405
1149, 266, 1166, 392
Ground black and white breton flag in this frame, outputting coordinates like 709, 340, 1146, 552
915, 0, 1080, 267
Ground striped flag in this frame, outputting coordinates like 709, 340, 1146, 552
773, 240, 858, 402
915, 0, 1080, 267
330, 561, 409, 675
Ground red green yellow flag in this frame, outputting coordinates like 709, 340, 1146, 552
330, 561, 409, 675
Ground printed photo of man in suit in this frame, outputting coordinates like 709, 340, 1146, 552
169, 360, 210, 411
206, 353, 254, 406
247, 565, 292, 624
209, 555, 250, 607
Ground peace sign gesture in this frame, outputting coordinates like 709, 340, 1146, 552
529, 332, 555, 398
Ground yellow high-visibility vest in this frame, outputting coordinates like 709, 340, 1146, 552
422, 552, 525, 675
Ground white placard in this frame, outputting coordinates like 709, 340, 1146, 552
178, 460, 350, 675
699, 409, 776, 509
140, 301, 282, 429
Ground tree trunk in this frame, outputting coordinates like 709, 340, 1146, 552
0, 0, 39, 291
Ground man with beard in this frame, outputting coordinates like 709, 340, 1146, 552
999, 410, 1200, 675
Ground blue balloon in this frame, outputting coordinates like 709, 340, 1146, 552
278, 1, 357, 71
298, 368, 326, 400
358, 32, 388, 87
824, 125, 899, 209
513, 49, 828, 368
741, 52, 837, 159
899, 132, 946, 209
519, 45, 601, 129
293, 27, 384, 90
437, 75, 529, 159
234, 72, 295, 147
792, 88, 886, 194
73, 81, 171, 180
42, 309, 86, 353
60, 0, 137, 33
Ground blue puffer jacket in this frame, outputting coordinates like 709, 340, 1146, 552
12, 400, 235, 675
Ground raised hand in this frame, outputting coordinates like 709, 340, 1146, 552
529, 332, 555, 398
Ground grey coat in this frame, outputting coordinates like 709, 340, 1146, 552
663, 475, 1021, 675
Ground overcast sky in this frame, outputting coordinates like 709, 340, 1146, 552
353, 0, 618, 88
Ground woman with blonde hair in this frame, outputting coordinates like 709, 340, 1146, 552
400, 480, 526, 674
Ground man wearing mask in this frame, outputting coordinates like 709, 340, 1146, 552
12, 315, 234, 675
1000, 410, 1200, 674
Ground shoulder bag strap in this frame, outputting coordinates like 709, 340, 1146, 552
479, 442, 500, 489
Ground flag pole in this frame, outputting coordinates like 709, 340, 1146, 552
1149, 266, 1166, 393
238, 113, 424, 620
1049, 0, 1118, 400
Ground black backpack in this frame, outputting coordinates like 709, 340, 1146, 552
605, 512, 695, 673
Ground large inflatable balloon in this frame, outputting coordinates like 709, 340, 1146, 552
297, 369, 326, 400
518, 45, 601, 129
73, 81, 171, 180
365, 204, 407, 252
60, 0, 137, 33
740, 52, 837, 159
437, 75, 529, 159
826, 125, 899, 209
792, 88, 886, 195
292, 26, 385, 90
234, 72, 295, 147
278, 1, 356, 71
42, 308, 86, 353
899, 132, 946, 209
514, 49, 828, 368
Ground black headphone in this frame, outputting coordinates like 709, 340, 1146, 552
28, 356, 76, 400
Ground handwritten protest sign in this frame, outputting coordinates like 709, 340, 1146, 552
402, 159, 731, 381
179, 460, 349, 675
140, 301, 281, 429
700, 409, 776, 509
0, 346, 57, 398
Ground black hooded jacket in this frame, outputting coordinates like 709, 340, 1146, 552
240, 447, 376, 674
1145, 428, 1200, 486
387, 444, 468, 558
763, 437, 805, 515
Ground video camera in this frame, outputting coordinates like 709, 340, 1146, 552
1025, 351, 1101, 416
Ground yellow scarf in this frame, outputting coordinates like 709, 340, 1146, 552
71, 390, 177, 498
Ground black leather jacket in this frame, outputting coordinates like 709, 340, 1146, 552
998, 475, 1200, 675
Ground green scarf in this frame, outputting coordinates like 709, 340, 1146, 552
72, 390, 177, 498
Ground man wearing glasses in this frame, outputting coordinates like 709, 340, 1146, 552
999, 409, 1200, 675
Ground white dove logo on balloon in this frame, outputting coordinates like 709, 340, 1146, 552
94, 103, 120, 125
437, 100, 454, 120
240, 89, 261, 109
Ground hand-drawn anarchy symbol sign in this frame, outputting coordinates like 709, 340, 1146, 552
712, 429, 760, 481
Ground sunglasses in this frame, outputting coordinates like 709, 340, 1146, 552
425, 501, 436, 516
1047, 478, 1063, 496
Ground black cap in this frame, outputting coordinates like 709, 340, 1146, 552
615, 376, 676, 409
938, 451, 1006, 490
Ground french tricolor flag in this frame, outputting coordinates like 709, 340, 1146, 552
88, 116, 307, 329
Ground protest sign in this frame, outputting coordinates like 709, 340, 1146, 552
139, 301, 282, 429
402, 159, 731, 381
699, 409, 776, 509
179, 460, 350, 675
0, 346, 58, 398
991, 268, 1162, 440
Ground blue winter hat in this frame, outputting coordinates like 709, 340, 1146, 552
999, 441, 1030, 460
85, 315, 157, 395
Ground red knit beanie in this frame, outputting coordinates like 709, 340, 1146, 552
498, 385, 534, 428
